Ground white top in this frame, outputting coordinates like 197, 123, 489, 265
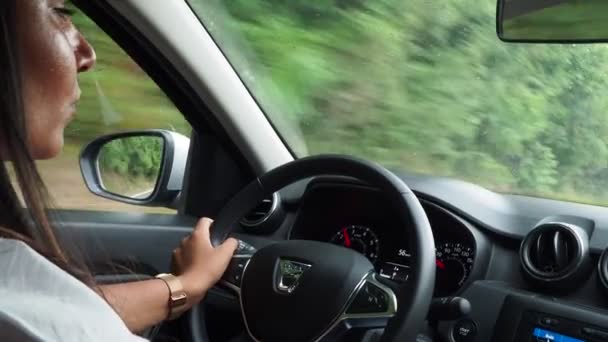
0, 238, 148, 342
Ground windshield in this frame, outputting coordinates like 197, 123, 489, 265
187, 0, 608, 206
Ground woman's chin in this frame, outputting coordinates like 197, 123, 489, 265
30, 136, 64, 160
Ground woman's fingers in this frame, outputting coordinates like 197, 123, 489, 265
202, 218, 212, 242
171, 217, 241, 301
193, 217, 212, 240
197, 218, 238, 254
171, 248, 183, 273
219, 237, 239, 257
181, 235, 190, 246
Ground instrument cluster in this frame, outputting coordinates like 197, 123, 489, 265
289, 182, 478, 297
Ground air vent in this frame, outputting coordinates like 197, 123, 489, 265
520, 222, 591, 290
529, 228, 577, 275
599, 248, 608, 293
240, 192, 282, 233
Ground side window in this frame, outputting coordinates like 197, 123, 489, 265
36, 8, 191, 213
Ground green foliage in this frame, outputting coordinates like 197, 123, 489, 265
65, 0, 608, 206
98, 136, 163, 180
190, 0, 608, 205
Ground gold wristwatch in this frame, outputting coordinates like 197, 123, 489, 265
155, 273, 188, 320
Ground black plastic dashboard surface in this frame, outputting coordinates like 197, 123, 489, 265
394, 172, 608, 252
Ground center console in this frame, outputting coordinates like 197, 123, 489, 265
437, 281, 608, 342
493, 296, 608, 342
493, 294, 608, 342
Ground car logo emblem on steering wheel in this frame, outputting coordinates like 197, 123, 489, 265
276, 259, 311, 294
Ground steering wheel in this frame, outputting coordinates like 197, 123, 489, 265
196, 155, 436, 341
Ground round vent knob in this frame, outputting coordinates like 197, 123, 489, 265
240, 192, 283, 234
599, 248, 608, 293
520, 222, 591, 291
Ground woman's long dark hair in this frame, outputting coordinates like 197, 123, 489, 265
0, 0, 95, 287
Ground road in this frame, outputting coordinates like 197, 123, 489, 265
130, 189, 154, 200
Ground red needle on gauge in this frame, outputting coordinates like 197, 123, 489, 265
436, 259, 446, 270
343, 228, 352, 247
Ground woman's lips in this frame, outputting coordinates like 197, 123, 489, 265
66, 103, 78, 121
67, 91, 81, 121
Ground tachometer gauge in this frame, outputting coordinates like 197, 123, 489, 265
435, 242, 475, 296
330, 225, 380, 263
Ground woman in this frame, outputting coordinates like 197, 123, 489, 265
0, 0, 238, 340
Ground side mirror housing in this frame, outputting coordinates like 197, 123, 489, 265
79, 129, 190, 209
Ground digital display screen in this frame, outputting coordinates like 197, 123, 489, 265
533, 328, 585, 342
378, 248, 411, 282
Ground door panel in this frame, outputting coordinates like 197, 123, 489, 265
52, 210, 196, 275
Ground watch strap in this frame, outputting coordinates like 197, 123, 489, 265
155, 273, 188, 321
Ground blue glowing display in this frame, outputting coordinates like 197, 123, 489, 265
533, 328, 586, 342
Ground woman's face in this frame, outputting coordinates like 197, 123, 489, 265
16, 0, 96, 160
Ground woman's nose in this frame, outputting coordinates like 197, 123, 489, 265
75, 32, 96, 73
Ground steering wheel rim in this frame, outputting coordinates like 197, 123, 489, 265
209, 154, 436, 341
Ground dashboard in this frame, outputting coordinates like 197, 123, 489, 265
227, 175, 608, 342
288, 182, 479, 297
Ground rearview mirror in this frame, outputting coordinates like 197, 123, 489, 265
79, 130, 190, 208
498, 0, 608, 42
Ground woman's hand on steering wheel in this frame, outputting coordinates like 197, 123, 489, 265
171, 217, 239, 307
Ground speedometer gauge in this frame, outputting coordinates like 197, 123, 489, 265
330, 225, 380, 263
435, 242, 475, 296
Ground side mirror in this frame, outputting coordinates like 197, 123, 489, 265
79, 130, 190, 209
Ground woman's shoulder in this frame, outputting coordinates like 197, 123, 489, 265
0, 237, 42, 269
0, 237, 82, 292
0, 237, 148, 342
0, 237, 61, 275
0, 236, 36, 252
0, 236, 30, 249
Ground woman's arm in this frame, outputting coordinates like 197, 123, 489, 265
99, 278, 175, 333
99, 218, 238, 333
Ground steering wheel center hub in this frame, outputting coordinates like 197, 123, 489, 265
240, 240, 374, 342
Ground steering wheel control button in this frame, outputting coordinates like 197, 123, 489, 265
347, 281, 390, 314
453, 319, 477, 342
221, 255, 250, 290
236, 240, 256, 255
